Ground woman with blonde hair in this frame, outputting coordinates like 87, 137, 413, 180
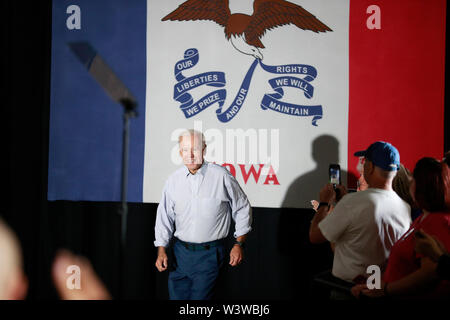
392, 164, 421, 220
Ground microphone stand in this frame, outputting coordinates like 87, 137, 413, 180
67, 41, 139, 299
118, 98, 137, 299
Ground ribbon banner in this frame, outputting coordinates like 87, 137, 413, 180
173, 49, 226, 118
259, 60, 323, 126
172, 49, 323, 125
216, 58, 259, 123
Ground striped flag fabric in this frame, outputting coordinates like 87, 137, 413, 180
48, 0, 446, 208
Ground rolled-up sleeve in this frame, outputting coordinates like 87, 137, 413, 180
154, 181, 175, 247
224, 172, 252, 238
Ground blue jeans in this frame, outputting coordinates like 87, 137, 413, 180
168, 239, 226, 300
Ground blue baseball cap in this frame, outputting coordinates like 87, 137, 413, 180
354, 141, 400, 171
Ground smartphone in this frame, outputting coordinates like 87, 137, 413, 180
329, 164, 341, 186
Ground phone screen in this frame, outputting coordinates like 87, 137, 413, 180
329, 167, 340, 185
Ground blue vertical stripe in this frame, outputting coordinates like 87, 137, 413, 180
48, 0, 146, 202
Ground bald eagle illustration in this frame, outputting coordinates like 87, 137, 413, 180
162, 0, 332, 60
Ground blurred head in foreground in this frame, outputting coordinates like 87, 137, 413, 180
0, 219, 28, 300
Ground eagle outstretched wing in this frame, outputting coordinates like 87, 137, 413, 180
162, 0, 231, 27
245, 0, 333, 48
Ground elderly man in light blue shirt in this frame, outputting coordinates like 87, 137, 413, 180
154, 129, 252, 300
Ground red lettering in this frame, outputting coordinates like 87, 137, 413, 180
263, 165, 280, 185
239, 164, 264, 184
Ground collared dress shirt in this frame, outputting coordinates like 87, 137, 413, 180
154, 161, 252, 247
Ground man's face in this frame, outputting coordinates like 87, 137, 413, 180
179, 134, 205, 172
356, 157, 365, 175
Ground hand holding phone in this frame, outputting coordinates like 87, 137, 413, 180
329, 164, 341, 186
329, 164, 341, 197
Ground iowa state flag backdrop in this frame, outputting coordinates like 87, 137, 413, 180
48, 0, 446, 208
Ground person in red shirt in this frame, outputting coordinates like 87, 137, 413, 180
352, 157, 450, 299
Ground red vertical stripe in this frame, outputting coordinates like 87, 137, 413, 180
348, 0, 446, 187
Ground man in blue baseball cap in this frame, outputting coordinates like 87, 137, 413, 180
354, 141, 400, 172
310, 141, 411, 295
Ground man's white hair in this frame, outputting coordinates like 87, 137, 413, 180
178, 129, 206, 149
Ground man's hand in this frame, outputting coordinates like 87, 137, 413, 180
311, 200, 319, 211
414, 229, 447, 262
155, 247, 168, 272
319, 184, 336, 203
335, 184, 348, 202
229, 245, 244, 267
351, 283, 385, 299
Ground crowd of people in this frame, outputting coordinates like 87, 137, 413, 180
310, 142, 450, 299
1, 136, 449, 300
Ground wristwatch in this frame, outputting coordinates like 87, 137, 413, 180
234, 240, 246, 249
317, 202, 330, 210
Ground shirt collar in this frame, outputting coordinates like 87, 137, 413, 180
184, 160, 208, 177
